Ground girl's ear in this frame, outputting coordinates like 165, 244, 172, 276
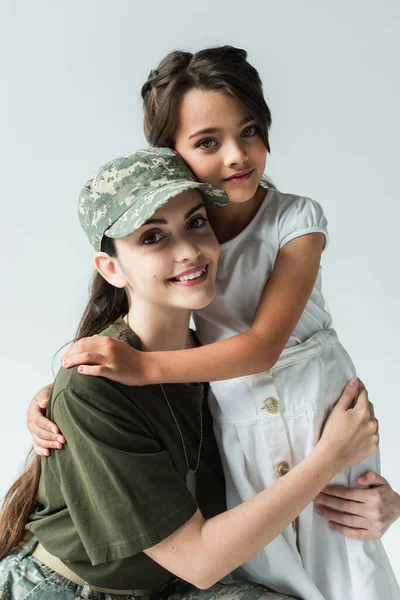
93, 252, 127, 289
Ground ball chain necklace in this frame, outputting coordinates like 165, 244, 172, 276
126, 314, 203, 496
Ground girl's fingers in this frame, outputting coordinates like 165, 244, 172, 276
28, 413, 61, 436
316, 505, 368, 529
34, 383, 52, 404
31, 426, 64, 443
63, 352, 104, 368
76, 365, 108, 377
32, 434, 63, 450
34, 444, 50, 457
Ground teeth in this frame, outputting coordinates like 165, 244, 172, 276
176, 267, 206, 282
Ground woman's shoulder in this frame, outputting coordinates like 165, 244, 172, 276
50, 317, 140, 406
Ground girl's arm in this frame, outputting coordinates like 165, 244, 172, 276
144, 380, 377, 588
62, 232, 325, 384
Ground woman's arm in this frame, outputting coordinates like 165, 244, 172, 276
62, 232, 325, 385
27, 384, 400, 542
144, 379, 377, 589
315, 471, 400, 540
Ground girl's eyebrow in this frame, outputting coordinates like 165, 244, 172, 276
188, 116, 254, 140
142, 203, 205, 226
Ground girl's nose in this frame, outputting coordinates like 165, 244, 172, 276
223, 142, 248, 168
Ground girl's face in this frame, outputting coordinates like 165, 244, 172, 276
174, 90, 267, 205
108, 190, 220, 314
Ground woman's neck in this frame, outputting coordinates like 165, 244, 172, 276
125, 302, 192, 352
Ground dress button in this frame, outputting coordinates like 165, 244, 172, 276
263, 397, 280, 414
276, 461, 290, 477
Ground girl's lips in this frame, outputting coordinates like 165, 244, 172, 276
224, 169, 254, 184
168, 265, 209, 287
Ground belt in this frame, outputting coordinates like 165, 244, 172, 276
31, 542, 145, 596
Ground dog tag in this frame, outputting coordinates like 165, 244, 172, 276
185, 469, 196, 497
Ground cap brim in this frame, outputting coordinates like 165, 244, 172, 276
104, 180, 228, 241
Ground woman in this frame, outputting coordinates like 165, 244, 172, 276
0, 147, 379, 599
28, 45, 400, 598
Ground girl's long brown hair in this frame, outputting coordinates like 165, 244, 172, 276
0, 237, 128, 559
141, 45, 273, 157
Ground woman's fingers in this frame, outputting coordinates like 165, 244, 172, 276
316, 505, 368, 529
327, 522, 371, 540
336, 378, 359, 410
317, 484, 368, 502
315, 490, 367, 517
353, 386, 369, 410
357, 471, 388, 487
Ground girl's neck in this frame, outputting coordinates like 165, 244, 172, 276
208, 185, 267, 244
125, 302, 192, 352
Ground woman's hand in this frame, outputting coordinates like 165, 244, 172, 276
27, 384, 65, 456
62, 335, 152, 386
315, 472, 400, 540
319, 378, 379, 470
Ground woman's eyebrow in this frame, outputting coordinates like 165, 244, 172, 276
188, 116, 254, 140
142, 203, 205, 226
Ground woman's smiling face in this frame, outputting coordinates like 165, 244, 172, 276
107, 190, 220, 314
174, 89, 267, 206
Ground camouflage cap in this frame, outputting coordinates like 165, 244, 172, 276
78, 147, 229, 251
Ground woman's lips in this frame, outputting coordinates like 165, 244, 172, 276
168, 265, 209, 287
224, 169, 254, 184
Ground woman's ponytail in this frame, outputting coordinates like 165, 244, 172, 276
0, 236, 128, 557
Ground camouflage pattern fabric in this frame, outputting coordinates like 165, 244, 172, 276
78, 147, 229, 251
0, 538, 299, 600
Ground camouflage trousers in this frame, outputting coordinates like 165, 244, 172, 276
0, 537, 299, 600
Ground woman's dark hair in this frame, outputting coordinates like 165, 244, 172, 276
0, 236, 128, 559
75, 236, 129, 340
141, 45, 272, 153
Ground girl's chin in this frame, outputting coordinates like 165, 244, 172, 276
223, 183, 260, 204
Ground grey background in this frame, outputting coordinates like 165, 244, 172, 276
1, 0, 399, 581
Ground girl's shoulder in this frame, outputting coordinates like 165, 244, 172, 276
264, 189, 328, 251
265, 188, 325, 221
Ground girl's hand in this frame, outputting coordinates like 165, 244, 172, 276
62, 335, 151, 386
27, 384, 65, 456
315, 472, 400, 540
319, 378, 379, 470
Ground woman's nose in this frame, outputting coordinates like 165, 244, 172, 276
174, 236, 202, 262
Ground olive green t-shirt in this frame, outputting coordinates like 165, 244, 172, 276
27, 318, 226, 589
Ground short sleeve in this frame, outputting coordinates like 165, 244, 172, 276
278, 196, 328, 251
48, 382, 198, 566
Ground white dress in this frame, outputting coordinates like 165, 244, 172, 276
194, 188, 400, 600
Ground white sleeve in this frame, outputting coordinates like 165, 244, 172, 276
278, 196, 329, 251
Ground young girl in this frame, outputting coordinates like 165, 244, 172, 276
28, 48, 399, 599
0, 147, 378, 600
